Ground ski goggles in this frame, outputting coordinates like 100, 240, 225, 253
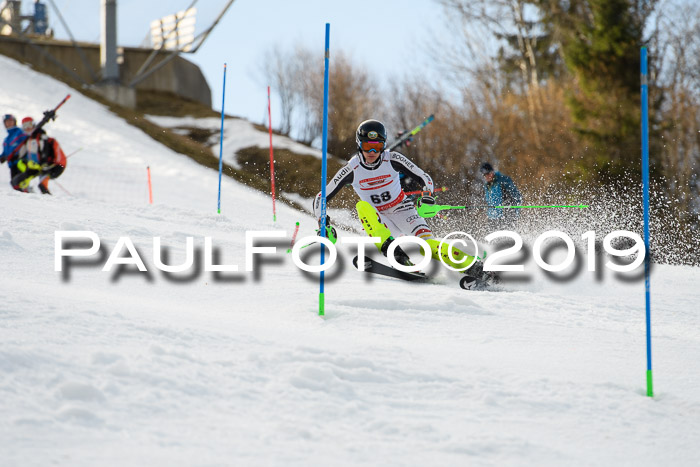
22, 120, 35, 131
360, 140, 385, 153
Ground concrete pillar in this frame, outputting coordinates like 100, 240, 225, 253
100, 0, 118, 83
0, 1, 22, 36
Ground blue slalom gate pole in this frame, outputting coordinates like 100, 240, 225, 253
319, 23, 330, 316
217, 63, 227, 214
641, 47, 653, 397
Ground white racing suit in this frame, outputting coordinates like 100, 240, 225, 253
311, 150, 494, 282
312, 150, 434, 240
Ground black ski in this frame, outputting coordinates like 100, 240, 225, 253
352, 256, 427, 282
32, 94, 71, 137
459, 275, 491, 291
352, 256, 495, 290
388, 114, 435, 151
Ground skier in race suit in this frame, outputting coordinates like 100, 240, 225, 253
313, 119, 494, 282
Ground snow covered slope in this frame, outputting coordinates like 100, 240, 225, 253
1, 55, 700, 466
145, 115, 323, 166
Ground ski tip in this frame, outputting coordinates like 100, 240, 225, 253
459, 275, 490, 291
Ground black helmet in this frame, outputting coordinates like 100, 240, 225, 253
479, 162, 494, 174
356, 119, 387, 149
356, 120, 387, 167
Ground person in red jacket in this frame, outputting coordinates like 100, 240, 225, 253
10, 117, 66, 194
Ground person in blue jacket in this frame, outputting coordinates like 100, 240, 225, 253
480, 162, 522, 229
1, 114, 26, 189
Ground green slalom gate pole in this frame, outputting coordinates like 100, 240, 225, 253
641, 47, 654, 397
496, 205, 589, 209
416, 203, 589, 219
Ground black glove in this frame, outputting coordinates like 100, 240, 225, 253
418, 195, 436, 207
0, 155, 6, 164
318, 215, 331, 229
43, 109, 56, 121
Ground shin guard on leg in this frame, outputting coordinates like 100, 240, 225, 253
423, 239, 477, 271
356, 201, 393, 253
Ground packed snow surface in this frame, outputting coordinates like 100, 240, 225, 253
1, 55, 699, 466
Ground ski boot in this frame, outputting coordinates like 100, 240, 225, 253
465, 259, 501, 285
381, 237, 414, 267
38, 178, 51, 195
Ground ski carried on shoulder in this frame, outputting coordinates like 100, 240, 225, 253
352, 256, 427, 282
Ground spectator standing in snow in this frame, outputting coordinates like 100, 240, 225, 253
480, 162, 522, 231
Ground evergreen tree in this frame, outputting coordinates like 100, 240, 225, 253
532, 0, 657, 179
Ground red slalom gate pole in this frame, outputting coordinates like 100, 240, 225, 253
404, 186, 449, 196
286, 222, 300, 253
268, 86, 277, 222
53, 180, 71, 196
147, 166, 153, 204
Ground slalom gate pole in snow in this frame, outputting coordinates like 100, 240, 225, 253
267, 86, 277, 222
404, 187, 448, 196
318, 23, 331, 317
147, 166, 153, 204
286, 222, 300, 253
66, 147, 83, 158
641, 47, 653, 398
416, 203, 589, 219
388, 114, 435, 151
53, 180, 71, 196
217, 63, 227, 214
